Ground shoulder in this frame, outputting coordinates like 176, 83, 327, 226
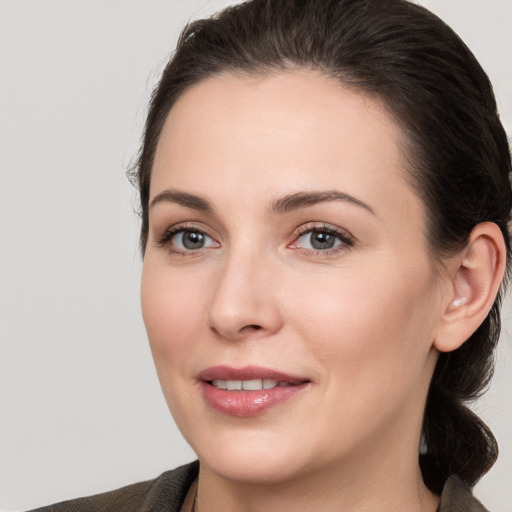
26, 461, 199, 512
439, 475, 490, 512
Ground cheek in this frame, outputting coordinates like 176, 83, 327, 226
141, 262, 206, 367
289, 263, 439, 385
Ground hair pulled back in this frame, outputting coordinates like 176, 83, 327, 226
133, 0, 512, 494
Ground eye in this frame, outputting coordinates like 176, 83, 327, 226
298, 230, 341, 250
289, 225, 354, 253
171, 230, 217, 251
158, 227, 219, 253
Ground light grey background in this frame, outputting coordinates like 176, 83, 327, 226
1, 1, 511, 511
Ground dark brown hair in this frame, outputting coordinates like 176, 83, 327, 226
132, 0, 512, 494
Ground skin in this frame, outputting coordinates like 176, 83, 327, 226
141, 70, 450, 512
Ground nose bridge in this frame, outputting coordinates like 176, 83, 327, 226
207, 238, 281, 339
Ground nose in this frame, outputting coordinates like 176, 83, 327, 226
206, 249, 283, 340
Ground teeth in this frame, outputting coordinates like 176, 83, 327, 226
263, 379, 278, 389
243, 379, 263, 390
210, 378, 293, 391
226, 380, 242, 391
211, 379, 227, 389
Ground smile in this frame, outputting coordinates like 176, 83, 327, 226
210, 379, 298, 391
199, 366, 310, 417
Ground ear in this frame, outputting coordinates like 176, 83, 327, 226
434, 222, 507, 353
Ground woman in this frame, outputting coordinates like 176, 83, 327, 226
30, 0, 511, 510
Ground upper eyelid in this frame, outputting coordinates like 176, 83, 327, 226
158, 221, 214, 237
156, 222, 214, 246
293, 222, 355, 239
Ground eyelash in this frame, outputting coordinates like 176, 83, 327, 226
289, 223, 355, 255
156, 223, 216, 255
155, 222, 355, 256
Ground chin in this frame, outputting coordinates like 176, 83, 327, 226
202, 451, 310, 485
191, 427, 315, 485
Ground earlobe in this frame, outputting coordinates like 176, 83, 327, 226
434, 222, 507, 353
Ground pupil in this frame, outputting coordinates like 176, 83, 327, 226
183, 231, 204, 249
311, 231, 335, 250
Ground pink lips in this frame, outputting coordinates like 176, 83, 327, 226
198, 365, 310, 417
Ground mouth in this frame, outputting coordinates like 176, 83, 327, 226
209, 378, 302, 391
198, 366, 310, 417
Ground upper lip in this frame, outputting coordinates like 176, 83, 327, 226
198, 365, 309, 384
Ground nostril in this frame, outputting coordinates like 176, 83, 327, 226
246, 325, 262, 330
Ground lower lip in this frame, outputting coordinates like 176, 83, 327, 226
201, 382, 309, 417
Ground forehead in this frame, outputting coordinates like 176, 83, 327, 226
156, 69, 402, 161
151, 69, 422, 226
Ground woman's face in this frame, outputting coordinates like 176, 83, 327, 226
141, 70, 447, 485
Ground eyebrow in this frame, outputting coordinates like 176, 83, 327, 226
271, 190, 375, 216
149, 189, 214, 213
149, 188, 375, 216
